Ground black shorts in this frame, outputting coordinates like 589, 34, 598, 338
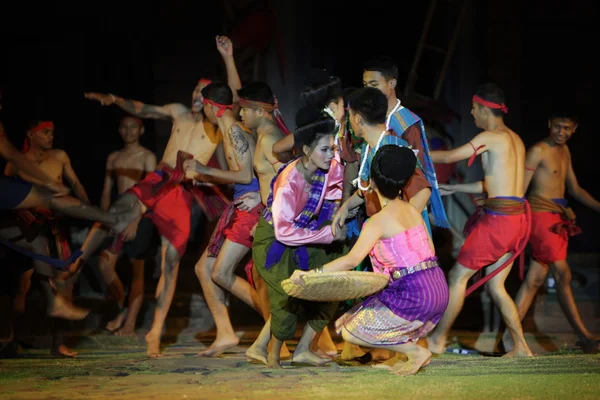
0, 175, 33, 210
103, 216, 155, 259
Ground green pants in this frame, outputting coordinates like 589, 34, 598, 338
253, 216, 346, 341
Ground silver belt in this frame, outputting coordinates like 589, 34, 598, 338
390, 259, 439, 281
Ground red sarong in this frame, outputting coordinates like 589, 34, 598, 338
13, 208, 71, 260
528, 194, 581, 264
457, 197, 531, 297
207, 199, 263, 258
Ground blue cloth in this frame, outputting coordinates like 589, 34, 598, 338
388, 107, 450, 228
234, 177, 260, 199
0, 175, 33, 210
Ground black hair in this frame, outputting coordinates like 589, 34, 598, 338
346, 87, 387, 125
371, 145, 417, 199
363, 55, 399, 81
474, 83, 506, 117
549, 109, 579, 125
201, 80, 233, 106
237, 81, 275, 105
300, 76, 343, 110
294, 106, 336, 153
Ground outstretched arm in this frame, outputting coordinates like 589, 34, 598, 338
566, 148, 600, 213
84, 92, 188, 120
523, 144, 543, 192
60, 150, 90, 203
439, 181, 485, 195
216, 36, 242, 102
430, 131, 490, 164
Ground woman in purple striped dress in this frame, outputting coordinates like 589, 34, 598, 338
291, 145, 449, 375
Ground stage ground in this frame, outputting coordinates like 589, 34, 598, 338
1, 329, 598, 399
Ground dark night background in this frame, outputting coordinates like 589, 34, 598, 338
0, 0, 597, 251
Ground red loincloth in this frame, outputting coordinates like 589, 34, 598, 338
528, 194, 581, 264
13, 208, 71, 260
457, 197, 531, 297
207, 199, 263, 258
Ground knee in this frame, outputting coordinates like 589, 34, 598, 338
526, 274, 547, 290
448, 265, 470, 286
551, 262, 571, 284
211, 265, 230, 287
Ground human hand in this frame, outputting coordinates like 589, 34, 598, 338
439, 184, 456, 196
332, 224, 347, 241
183, 159, 206, 174
84, 92, 115, 106
121, 216, 141, 241
216, 35, 233, 58
290, 269, 309, 287
331, 203, 349, 236
234, 191, 261, 212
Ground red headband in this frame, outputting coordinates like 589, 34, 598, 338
198, 78, 212, 86
238, 97, 276, 113
23, 121, 54, 152
121, 116, 143, 127
473, 95, 508, 113
202, 98, 233, 117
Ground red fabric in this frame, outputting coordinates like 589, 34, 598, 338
207, 200, 263, 257
529, 212, 570, 264
458, 204, 531, 296
472, 95, 508, 113
128, 171, 194, 257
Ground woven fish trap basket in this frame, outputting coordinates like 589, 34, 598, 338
281, 271, 389, 302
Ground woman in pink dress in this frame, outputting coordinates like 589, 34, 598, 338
246, 107, 348, 368
291, 145, 449, 376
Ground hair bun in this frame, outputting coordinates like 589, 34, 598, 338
295, 105, 323, 128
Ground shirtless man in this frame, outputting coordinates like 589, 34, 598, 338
426, 83, 533, 357
184, 81, 293, 357
503, 111, 599, 354
98, 116, 156, 336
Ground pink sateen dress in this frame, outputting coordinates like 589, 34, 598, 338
335, 224, 449, 346
270, 159, 343, 247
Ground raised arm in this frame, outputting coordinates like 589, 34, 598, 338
216, 36, 242, 103
84, 92, 188, 120
59, 150, 90, 204
523, 144, 543, 192
100, 152, 116, 211
565, 147, 600, 213
430, 131, 490, 164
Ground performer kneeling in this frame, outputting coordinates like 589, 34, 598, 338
291, 145, 449, 376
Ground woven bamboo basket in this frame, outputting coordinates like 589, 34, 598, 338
281, 271, 389, 302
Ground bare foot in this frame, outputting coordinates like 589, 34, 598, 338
369, 348, 393, 362
105, 308, 127, 333
291, 350, 332, 367
372, 353, 404, 370
115, 324, 137, 337
502, 346, 533, 358
199, 335, 240, 357
340, 342, 366, 361
246, 343, 268, 365
426, 334, 446, 355
110, 203, 141, 234
48, 294, 89, 320
501, 330, 514, 352
313, 347, 335, 360
51, 344, 77, 357
145, 332, 162, 358
390, 347, 432, 376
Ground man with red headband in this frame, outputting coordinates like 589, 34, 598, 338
503, 110, 599, 354
97, 116, 157, 337
81, 35, 242, 357
426, 83, 533, 357
183, 80, 267, 357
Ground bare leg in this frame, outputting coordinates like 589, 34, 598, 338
116, 258, 145, 337
98, 250, 127, 332
503, 260, 548, 351
292, 325, 333, 366
427, 262, 477, 354
195, 248, 240, 357
246, 317, 271, 365
341, 328, 430, 376
13, 269, 34, 313
550, 260, 599, 353
267, 335, 284, 369
145, 237, 180, 358
484, 260, 533, 357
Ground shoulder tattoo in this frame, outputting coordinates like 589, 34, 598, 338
229, 125, 250, 162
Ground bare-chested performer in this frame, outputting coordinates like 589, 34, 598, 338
98, 116, 157, 336
0, 94, 137, 229
426, 83, 533, 357
502, 110, 599, 354
184, 81, 293, 357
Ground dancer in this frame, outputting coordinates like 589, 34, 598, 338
247, 107, 347, 368
426, 83, 533, 357
291, 145, 449, 376
505, 110, 599, 353
98, 116, 157, 336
